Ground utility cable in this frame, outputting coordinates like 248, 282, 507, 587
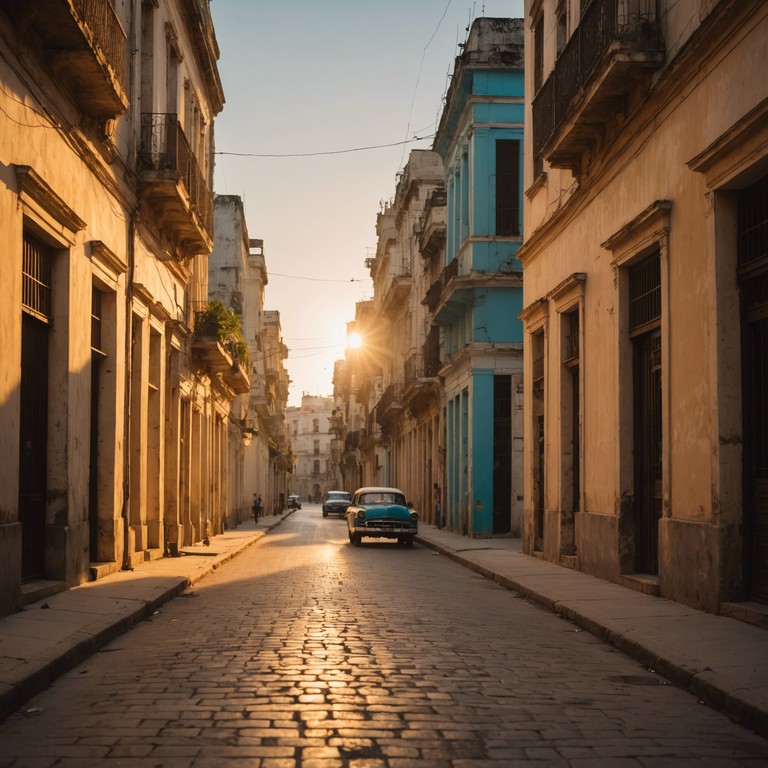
216, 134, 434, 159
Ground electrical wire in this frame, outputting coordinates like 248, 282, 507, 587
399, 0, 453, 169
216, 134, 434, 159
270, 271, 368, 283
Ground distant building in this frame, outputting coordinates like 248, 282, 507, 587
209, 197, 291, 520
286, 395, 336, 502
520, 0, 768, 613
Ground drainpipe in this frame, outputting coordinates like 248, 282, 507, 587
121, 3, 138, 571
122, 215, 135, 571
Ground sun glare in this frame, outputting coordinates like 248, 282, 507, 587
347, 332, 363, 349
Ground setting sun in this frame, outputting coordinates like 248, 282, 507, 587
347, 332, 363, 349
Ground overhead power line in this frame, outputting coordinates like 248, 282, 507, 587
216, 134, 434, 158
270, 271, 367, 283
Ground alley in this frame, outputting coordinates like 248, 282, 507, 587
0, 507, 766, 767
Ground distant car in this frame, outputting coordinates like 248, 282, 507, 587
322, 490, 351, 518
287, 494, 302, 510
345, 486, 418, 547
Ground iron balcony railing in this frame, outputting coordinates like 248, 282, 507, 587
139, 113, 213, 238
425, 277, 444, 313
532, 0, 662, 162
75, 0, 128, 88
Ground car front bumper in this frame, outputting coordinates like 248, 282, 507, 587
351, 521, 418, 538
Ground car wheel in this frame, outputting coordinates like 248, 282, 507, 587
323, 511, 327, 517
405, 537, 414, 547
352, 533, 362, 546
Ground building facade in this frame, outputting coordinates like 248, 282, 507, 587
0, 0, 261, 617
432, 18, 526, 537
209, 196, 291, 521
520, 0, 768, 613
362, 151, 445, 518
287, 395, 336, 502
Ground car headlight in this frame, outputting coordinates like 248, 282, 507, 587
357, 509, 365, 520
410, 512, 418, 522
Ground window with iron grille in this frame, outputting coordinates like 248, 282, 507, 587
22, 233, 52, 323
563, 308, 579, 363
629, 251, 661, 334
91, 286, 105, 356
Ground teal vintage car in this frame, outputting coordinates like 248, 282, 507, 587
345, 486, 418, 547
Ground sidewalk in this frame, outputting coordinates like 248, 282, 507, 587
0, 515, 766, 741
415, 525, 768, 738
0, 511, 291, 723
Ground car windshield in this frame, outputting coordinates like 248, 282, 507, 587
358, 492, 406, 505
327, 492, 350, 501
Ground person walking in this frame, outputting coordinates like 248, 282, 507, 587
252, 493, 262, 523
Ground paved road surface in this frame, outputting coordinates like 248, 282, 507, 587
0, 506, 766, 766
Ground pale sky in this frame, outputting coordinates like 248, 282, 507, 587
210, 1, 525, 406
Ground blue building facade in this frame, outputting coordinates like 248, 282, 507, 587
433, 19, 525, 537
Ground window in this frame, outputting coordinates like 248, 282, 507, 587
313, 459, 320, 475
556, 0, 569, 57
496, 140, 520, 236
533, 12, 544, 93
313, 439, 320, 456
312, 418, 319, 433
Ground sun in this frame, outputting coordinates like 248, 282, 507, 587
347, 332, 363, 350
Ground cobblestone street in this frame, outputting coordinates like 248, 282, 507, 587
1, 507, 766, 767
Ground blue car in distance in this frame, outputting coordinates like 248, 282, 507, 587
345, 486, 418, 547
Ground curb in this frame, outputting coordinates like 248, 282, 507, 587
415, 534, 768, 739
0, 513, 294, 723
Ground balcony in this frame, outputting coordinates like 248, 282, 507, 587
6, 0, 129, 119
380, 264, 413, 319
191, 307, 250, 395
532, 0, 664, 175
375, 382, 404, 428
403, 338, 441, 415
138, 114, 214, 258
420, 187, 447, 260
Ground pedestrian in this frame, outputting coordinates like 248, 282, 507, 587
252, 493, 262, 523
433, 482, 442, 529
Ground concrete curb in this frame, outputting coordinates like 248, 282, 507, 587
0, 512, 294, 723
415, 533, 768, 738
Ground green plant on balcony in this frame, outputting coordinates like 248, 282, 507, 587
195, 301, 249, 367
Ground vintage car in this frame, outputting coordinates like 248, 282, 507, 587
345, 486, 418, 546
287, 494, 302, 510
322, 490, 351, 518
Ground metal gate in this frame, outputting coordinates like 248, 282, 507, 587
739, 173, 768, 603
630, 252, 662, 575
19, 233, 51, 580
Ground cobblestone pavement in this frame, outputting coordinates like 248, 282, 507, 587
1, 508, 767, 767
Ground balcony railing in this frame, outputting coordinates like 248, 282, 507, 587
139, 113, 213, 246
425, 277, 444, 313
532, 0, 663, 171
76, 0, 128, 90
7, 0, 129, 117
376, 382, 403, 426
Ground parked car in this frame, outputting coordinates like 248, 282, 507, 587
345, 486, 417, 547
322, 490, 351, 518
287, 494, 302, 510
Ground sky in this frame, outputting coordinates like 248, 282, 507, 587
210, 0, 525, 407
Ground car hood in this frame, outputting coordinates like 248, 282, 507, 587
361, 504, 412, 521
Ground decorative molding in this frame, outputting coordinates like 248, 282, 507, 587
686, 97, 768, 189
547, 272, 586, 307
602, 200, 672, 266
89, 240, 127, 279
14, 165, 85, 245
